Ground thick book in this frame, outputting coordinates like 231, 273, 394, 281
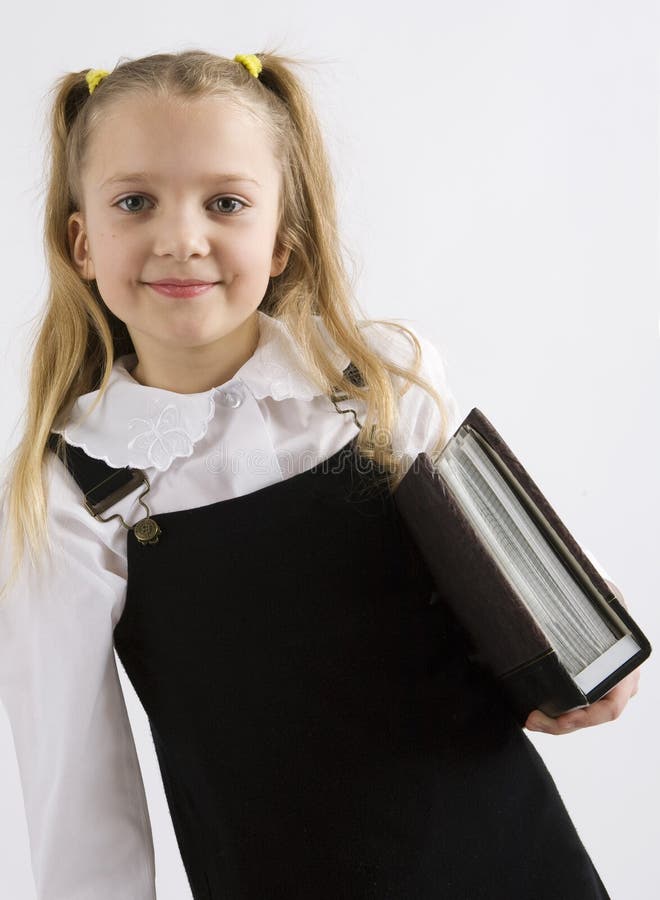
393, 406, 652, 725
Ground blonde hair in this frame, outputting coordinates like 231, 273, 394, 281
0, 46, 454, 603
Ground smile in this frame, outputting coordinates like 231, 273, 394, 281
145, 283, 219, 298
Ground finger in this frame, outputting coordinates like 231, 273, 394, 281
524, 667, 641, 734
525, 708, 587, 734
526, 691, 622, 734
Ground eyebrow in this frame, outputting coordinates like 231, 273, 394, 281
100, 172, 261, 189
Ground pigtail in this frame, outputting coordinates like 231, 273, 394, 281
0, 68, 119, 604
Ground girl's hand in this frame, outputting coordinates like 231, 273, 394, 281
525, 579, 641, 735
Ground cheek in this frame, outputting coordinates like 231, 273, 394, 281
230, 232, 277, 273
94, 232, 143, 286
93, 245, 141, 318
106, 236, 134, 268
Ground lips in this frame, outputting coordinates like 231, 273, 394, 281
146, 281, 219, 298
148, 279, 218, 286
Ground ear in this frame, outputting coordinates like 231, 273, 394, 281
67, 212, 96, 281
270, 239, 291, 278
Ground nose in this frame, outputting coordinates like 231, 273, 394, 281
152, 205, 212, 260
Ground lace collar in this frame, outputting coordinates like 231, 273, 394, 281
53, 311, 350, 473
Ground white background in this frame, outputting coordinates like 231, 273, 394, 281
0, 1, 658, 897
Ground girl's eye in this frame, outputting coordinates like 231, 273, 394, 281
116, 195, 150, 213
114, 195, 247, 214
211, 196, 247, 215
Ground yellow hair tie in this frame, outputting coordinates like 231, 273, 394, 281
234, 54, 262, 79
86, 68, 110, 95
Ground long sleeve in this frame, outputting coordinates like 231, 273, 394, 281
404, 328, 462, 453
0, 455, 156, 899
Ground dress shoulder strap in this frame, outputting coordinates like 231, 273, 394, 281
46, 433, 161, 546
343, 361, 365, 387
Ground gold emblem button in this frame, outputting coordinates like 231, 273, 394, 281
133, 517, 162, 545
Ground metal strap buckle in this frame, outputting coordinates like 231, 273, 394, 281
83, 468, 147, 518
83, 468, 162, 546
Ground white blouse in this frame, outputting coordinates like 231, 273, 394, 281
0, 311, 610, 899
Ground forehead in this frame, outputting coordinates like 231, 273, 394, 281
85, 93, 278, 187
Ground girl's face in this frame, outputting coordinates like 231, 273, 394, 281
67, 92, 290, 392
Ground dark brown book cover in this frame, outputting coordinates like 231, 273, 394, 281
393, 407, 652, 725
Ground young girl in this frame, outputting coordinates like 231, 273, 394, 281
0, 48, 638, 900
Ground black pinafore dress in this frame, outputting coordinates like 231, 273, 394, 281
48, 417, 612, 900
